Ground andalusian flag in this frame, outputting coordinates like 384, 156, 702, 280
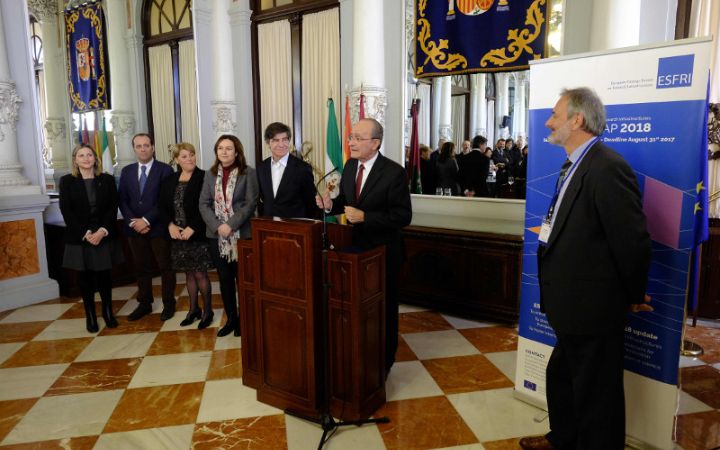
326, 98, 342, 173
93, 111, 102, 161
100, 115, 112, 174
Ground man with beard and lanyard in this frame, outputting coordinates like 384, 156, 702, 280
519, 87, 652, 450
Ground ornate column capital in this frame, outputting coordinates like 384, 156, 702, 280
0, 81, 22, 143
27, 0, 57, 22
348, 85, 388, 128
109, 111, 136, 137
211, 101, 238, 134
228, 3, 252, 26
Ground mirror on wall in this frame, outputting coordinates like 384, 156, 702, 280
403, 0, 565, 202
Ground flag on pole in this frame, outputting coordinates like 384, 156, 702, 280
100, 115, 112, 175
407, 99, 422, 194
77, 116, 83, 144
93, 111, 102, 161
359, 93, 366, 120
81, 114, 90, 145
326, 98, 343, 174
343, 95, 352, 165
687, 79, 711, 311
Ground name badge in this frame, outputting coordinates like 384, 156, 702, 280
538, 219, 552, 244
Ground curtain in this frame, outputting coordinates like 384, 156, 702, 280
179, 39, 200, 151
689, 0, 720, 217
258, 20, 293, 160
301, 8, 340, 179
451, 95, 466, 151
417, 84, 431, 148
148, 45, 175, 163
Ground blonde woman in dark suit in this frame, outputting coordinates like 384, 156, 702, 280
199, 135, 258, 337
59, 144, 123, 333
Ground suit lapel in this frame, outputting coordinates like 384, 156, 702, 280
275, 156, 294, 199
128, 163, 140, 198
545, 144, 597, 250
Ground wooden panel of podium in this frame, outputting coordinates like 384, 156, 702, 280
237, 217, 386, 420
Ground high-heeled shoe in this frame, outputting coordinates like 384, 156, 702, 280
180, 309, 202, 327
197, 312, 214, 330
217, 320, 240, 337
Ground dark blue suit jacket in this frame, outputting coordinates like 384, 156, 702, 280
118, 160, 173, 237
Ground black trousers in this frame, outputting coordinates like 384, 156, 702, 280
208, 239, 239, 325
546, 330, 626, 450
127, 235, 175, 306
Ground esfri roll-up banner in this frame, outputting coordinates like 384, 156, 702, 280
515, 38, 711, 450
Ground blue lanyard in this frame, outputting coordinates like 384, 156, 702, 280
545, 137, 599, 222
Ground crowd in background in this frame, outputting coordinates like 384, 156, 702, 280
411, 135, 529, 199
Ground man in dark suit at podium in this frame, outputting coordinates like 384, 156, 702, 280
519, 88, 652, 450
316, 118, 412, 375
257, 122, 317, 219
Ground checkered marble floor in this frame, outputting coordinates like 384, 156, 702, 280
0, 277, 718, 450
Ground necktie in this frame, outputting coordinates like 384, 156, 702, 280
139, 165, 147, 195
556, 158, 572, 189
355, 164, 365, 202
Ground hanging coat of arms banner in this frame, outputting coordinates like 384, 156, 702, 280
65, 1, 110, 112
415, 0, 549, 78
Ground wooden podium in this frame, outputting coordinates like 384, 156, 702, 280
237, 217, 386, 420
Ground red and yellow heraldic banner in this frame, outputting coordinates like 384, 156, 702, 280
65, 1, 110, 113
415, 0, 550, 77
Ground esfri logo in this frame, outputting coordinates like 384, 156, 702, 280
656, 54, 694, 89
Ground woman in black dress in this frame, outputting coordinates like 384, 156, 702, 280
59, 144, 122, 333
159, 143, 214, 329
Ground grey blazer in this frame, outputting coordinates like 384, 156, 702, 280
199, 166, 259, 240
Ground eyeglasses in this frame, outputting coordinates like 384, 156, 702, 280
347, 135, 377, 143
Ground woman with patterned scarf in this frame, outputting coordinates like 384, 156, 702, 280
199, 135, 259, 337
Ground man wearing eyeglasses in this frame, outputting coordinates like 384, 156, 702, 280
257, 122, 317, 219
316, 118, 412, 377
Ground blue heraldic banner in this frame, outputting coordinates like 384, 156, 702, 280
415, 0, 549, 78
65, 1, 110, 112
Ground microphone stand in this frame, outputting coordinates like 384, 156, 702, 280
285, 169, 390, 450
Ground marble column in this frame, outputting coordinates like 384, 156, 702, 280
438, 76, 452, 143
29, 0, 71, 182
229, 0, 254, 166
469, 73, 487, 138
431, 77, 442, 148
0, 0, 58, 309
106, 0, 137, 172
349, 0, 387, 131
495, 72, 509, 139
514, 72, 527, 140
211, 0, 237, 142
0, 8, 31, 193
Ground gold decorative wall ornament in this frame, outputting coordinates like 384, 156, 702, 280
416, 0, 468, 75
480, 0, 546, 67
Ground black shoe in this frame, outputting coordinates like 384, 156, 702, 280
198, 313, 214, 330
180, 309, 202, 327
103, 314, 119, 328
128, 304, 152, 321
160, 305, 176, 321
217, 321, 240, 337
101, 302, 118, 328
86, 316, 99, 333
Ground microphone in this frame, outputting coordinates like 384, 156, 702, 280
315, 167, 339, 192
